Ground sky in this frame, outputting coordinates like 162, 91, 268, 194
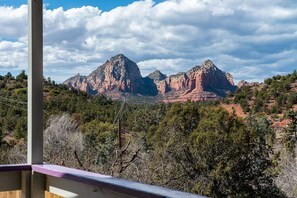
0, 0, 296, 83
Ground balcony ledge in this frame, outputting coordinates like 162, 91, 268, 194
0, 164, 206, 198
0, 164, 31, 172
32, 164, 205, 198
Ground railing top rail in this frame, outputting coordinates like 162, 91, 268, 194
0, 164, 31, 172
32, 164, 206, 198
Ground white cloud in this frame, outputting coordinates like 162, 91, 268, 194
0, 5, 27, 39
0, 41, 27, 69
0, 0, 296, 83
137, 58, 200, 76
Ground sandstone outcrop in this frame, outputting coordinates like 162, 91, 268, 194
64, 55, 236, 102
65, 54, 146, 98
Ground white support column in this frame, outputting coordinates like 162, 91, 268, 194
28, 0, 43, 165
27, 0, 45, 197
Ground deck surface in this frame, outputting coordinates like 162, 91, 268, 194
0, 191, 62, 198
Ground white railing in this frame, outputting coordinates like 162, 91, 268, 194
0, 164, 206, 198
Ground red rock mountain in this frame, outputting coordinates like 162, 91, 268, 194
64, 54, 146, 98
64, 54, 236, 101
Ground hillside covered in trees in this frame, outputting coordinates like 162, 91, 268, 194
227, 70, 297, 114
0, 71, 297, 197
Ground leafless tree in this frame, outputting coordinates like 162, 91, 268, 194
44, 114, 83, 168
275, 146, 297, 198
7, 140, 27, 164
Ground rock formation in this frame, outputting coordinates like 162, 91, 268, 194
65, 54, 147, 98
64, 55, 236, 102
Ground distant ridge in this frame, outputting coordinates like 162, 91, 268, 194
64, 54, 236, 102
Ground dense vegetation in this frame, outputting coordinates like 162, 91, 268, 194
229, 70, 297, 114
1, 71, 297, 197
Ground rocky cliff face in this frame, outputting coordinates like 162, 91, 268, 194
144, 70, 168, 95
237, 80, 263, 89
64, 74, 91, 93
147, 70, 167, 81
152, 60, 236, 102
65, 54, 146, 98
64, 55, 236, 101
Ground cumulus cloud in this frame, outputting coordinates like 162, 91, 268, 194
137, 58, 201, 76
0, 0, 296, 83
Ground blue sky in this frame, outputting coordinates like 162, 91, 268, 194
0, 0, 296, 83
0, 0, 165, 11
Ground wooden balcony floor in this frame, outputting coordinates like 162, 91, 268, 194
0, 191, 62, 198
0, 191, 20, 198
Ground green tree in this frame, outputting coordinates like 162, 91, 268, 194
83, 120, 117, 169
264, 78, 273, 85
149, 103, 284, 197
14, 117, 27, 139
16, 70, 27, 81
282, 111, 297, 154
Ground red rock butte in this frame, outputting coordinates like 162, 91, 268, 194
64, 54, 236, 102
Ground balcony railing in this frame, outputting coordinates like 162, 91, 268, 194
0, 164, 205, 198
